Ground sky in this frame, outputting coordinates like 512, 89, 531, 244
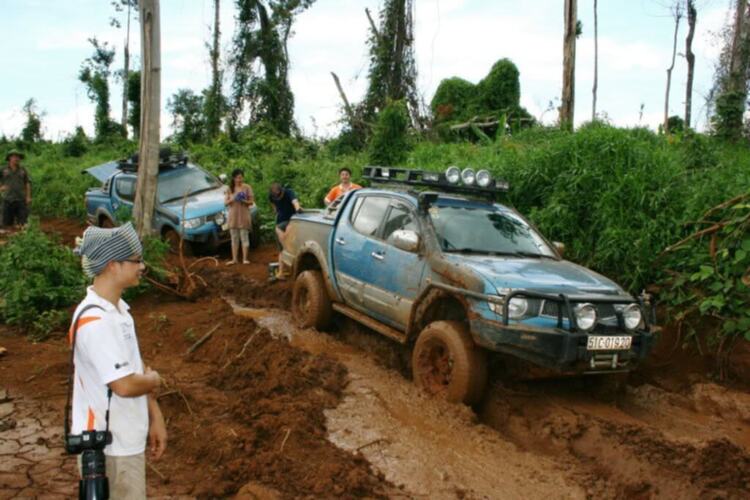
0, 0, 733, 141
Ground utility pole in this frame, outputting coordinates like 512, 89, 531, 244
560, 0, 577, 130
133, 0, 161, 238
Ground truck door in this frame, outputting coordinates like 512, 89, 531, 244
332, 195, 390, 310
365, 201, 427, 328
112, 175, 136, 220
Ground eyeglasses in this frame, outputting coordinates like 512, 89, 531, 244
119, 257, 144, 265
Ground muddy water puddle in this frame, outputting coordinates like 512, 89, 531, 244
229, 299, 750, 499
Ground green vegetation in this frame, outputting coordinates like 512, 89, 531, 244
0, 219, 85, 340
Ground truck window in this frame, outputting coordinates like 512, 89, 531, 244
351, 197, 390, 237
115, 177, 136, 202
383, 204, 418, 243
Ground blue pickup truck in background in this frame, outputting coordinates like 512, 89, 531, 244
84, 152, 259, 252
281, 167, 655, 405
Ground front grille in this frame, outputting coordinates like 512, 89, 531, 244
540, 301, 617, 320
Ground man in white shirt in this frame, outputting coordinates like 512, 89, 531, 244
71, 222, 167, 499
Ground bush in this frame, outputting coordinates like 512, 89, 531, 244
369, 99, 411, 166
0, 219, 86, 339
430, 77, 476, 123
476, 58, 521, 112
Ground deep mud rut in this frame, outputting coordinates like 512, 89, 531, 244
1, 223, 750, 498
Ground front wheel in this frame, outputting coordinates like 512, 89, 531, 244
412, 321, 487, 405
291, 270, 332, 330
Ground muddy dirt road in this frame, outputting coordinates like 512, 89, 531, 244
1, 221, 749, 498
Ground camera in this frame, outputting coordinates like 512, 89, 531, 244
65, 430, 112, 500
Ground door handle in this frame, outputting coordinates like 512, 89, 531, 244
371, 251, 384, 261
335, 237, 346, 245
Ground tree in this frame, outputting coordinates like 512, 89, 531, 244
78, 38, 118, 141
664, 3, 683, 134
229, 0, 315, 137
20, 99, 43, 144
133, 0, 161, 238
712, 0, 750, 140
560, 0, 577, 130
168, 89, 205, 145
127, 70, 141, 139
592, 0, 598, 121
684, 0, 697, 128
361, 0, 420, 126
205, 0, 224, 139
369, 100, 410, 166
111, 0, 138, 138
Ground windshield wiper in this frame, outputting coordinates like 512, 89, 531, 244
513, 251, 557, 259
161, 186, 218, 204
444, 248, 556, 259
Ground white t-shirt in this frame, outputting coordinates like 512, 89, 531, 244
70, 287, 149, 456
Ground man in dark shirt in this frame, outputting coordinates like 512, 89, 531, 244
1, 150, 32, 227
268, 182, 301, 278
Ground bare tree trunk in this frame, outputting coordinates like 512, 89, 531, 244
684, 0, 696, 128
365, 7, 381, 40
331, 72, 355, 126
134, 0, 161, 238
121, 1, 131, 138
728, 0, 749, 93
206, 0, 222, 138
560, 0, 577, 130
592, 0, 598, 121
664, 4, 683, 134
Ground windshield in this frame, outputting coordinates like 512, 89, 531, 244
430, 204, 556, 257
158, 166, 222, 203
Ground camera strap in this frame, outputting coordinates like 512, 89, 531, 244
64, 304, 111, 438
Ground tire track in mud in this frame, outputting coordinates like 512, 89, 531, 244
232, 299, 750, 500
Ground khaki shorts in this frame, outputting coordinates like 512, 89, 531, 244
78, 452, 146, 499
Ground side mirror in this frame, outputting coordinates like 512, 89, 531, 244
218, 173, 228, 183
390, 229, 420, 253
553, 241, 565, 257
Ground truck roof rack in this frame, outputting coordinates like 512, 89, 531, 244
118, 148, 189, 172
362, 166, 508, 199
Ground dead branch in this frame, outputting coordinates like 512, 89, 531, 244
188, 256, 220, 270
279, 428, 292, 452
148, 462, 167, 480
365, 7, 380, 40
660, 222, 728, 255
221, 332, 257, 370
356, 438, 390, 452
331, 71, 356, 127
185, 323, 221, 356
701, 192, 750, 220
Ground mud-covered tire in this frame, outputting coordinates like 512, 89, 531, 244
412, 320, 488, 405
292, 270, 332, 330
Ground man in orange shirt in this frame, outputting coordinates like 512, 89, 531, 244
323, 167, 361, 206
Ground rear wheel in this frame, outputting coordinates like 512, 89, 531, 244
412, 321, 487, 405
291, 270, 332, 330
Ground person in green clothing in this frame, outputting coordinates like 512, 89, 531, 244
1, 150, 32, 227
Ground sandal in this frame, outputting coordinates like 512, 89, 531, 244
226, 260, 238, 266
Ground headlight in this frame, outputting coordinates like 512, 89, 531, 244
445, 166, 460, 184
476, 169, 492, 187
622, 304, 642, 330
575, 303, 597, 331
507, 297, 528, 319
461, 168, 476, 185
182, 216, 205, 229
423, 171, 439, 182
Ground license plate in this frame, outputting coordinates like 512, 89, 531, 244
587, 336, 632, 351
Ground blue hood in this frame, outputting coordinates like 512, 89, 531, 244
446, 254, 627, 296
161, 187, 226, 220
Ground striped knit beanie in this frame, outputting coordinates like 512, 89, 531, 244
74, 222, 143, 278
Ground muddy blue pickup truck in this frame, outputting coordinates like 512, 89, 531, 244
84, 152, 259, 252
282, 167, 654, 404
